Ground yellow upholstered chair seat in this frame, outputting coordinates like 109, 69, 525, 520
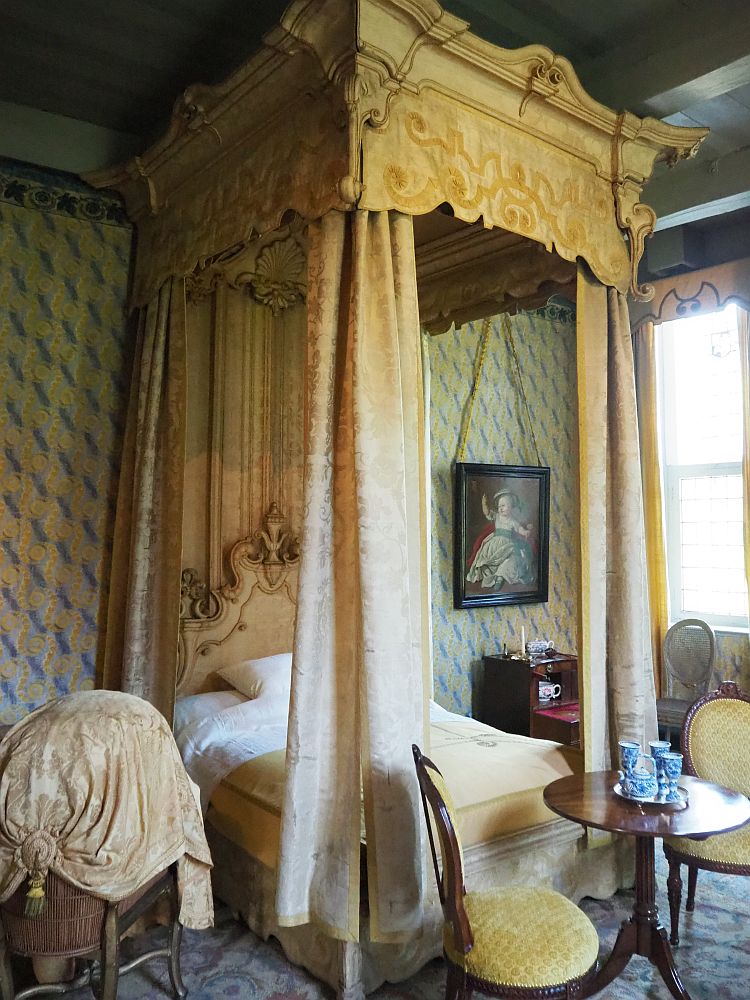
443, 885, 599, 989
664, 821, 750, 867
662, 682, 750, 947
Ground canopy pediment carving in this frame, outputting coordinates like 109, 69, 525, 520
87, 0, 707, 307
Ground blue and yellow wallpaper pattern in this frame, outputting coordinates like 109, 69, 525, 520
713, 630, 750, 689
428, 302, 579, 716
0, 159, 132, 722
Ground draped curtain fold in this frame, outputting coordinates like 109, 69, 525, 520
576, 264, 657, 769
739, 308, 750, 626
276, 210, 428, 944
102, 279, 187, 723
632, 321, 669, 698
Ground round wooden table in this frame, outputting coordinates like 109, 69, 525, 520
544, 770, 750, 1000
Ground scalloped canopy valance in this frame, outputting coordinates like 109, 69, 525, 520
87, 0, 707, 308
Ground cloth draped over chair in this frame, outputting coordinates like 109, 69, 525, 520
102, 279, 187, 723
0, 691, 213, 929
275, 210, 429, 944
577, 264, 657, 767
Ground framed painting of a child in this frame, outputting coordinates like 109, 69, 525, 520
453, 462, 550, 609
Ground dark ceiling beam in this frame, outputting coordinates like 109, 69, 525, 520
0, 100, 140, 174
646, 145, 750, 230
576, 0, 750, 116
446, 0, 584, 56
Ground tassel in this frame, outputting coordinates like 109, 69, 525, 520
24, 873, 47, 917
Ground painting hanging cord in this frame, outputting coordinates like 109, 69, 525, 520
453, 314, 550, 609
455, 314, 542, 466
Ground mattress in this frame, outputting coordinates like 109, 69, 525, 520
205, 714, 577, 868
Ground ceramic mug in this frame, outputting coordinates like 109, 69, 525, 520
619, 754, 658, 799
661, 751, 684, 801
649, 740, 672, 794
618, 740, 642, 775
538, 681, 561, 700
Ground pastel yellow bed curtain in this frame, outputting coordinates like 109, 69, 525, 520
576, 264, 657, 769
276, 210, 428, 944
632, 321, 668, 698
740, 308, 750, 625
102, 279, 187, 723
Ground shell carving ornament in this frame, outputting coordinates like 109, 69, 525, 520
252, 240, 306, 314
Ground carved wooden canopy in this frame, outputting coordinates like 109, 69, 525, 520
87, 0, 707, 308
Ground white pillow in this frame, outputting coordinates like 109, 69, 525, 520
429, 699, 459, 723
216, 652, 293, 703
173, 689, 247, 739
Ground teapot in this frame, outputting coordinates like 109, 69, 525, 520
618, 754, 658, 799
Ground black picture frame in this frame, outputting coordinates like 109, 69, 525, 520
454, 462, 550, 609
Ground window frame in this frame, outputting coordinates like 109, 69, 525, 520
657, 307, 749, 632
663, 462, 747, 629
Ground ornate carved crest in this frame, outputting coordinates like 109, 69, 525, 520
180, 503, 300, 627
239, 502, 300, 591
172, 84, 222, 145
180, 568, 217, 620
519, 56, 564, 118
185, 232, 306, 310
178, 505, 300, 692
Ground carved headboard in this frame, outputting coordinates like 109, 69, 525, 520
178, 503, 299, 695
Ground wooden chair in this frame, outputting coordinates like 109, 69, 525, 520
0, 865, 187, 1000
412, 745, 600, 999
663, 681, 750, 946
656, 619, 715, 746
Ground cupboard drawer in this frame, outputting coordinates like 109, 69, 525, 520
531, 703, 579, 746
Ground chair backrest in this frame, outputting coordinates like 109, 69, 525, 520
412, 744, 473, 955
682, 682, 750, 797
663, 618, 715, 698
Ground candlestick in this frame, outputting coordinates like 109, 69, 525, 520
521, 626, 526, 657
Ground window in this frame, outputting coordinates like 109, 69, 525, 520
658, 303, 748, 630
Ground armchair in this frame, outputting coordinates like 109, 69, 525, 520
663, 681, 750, 946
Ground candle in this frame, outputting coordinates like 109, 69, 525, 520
521, 626, 526, 656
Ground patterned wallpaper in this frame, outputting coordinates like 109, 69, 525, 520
0, 159, 132, 723
428, 302, 579, 716
713, 630, 750, 689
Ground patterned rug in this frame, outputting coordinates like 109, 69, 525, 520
24, 851, 750, 999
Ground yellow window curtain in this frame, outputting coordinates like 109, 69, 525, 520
740, 308, 750, 626
102, 279, 187, 723
630, 261, 750, 652
576, 264, 657, 769
632, 321, 668, 698
276, 210, 429, 944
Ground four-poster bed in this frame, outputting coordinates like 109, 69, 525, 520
174, 520, 631, 995
88, 1, 707, 997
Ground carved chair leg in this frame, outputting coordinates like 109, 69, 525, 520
0, 932, 15, 1000
686, 866, 698, 912
167, 873, 188, 1000
444, 960, 467, 1000
98, 904, 120, 1000
665, 852, 683, 947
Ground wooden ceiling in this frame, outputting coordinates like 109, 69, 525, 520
2, 0, 750, 271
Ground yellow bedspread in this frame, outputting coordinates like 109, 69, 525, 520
206, 715, 578, 868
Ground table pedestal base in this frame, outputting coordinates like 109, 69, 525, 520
582, 837, 691, 1000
